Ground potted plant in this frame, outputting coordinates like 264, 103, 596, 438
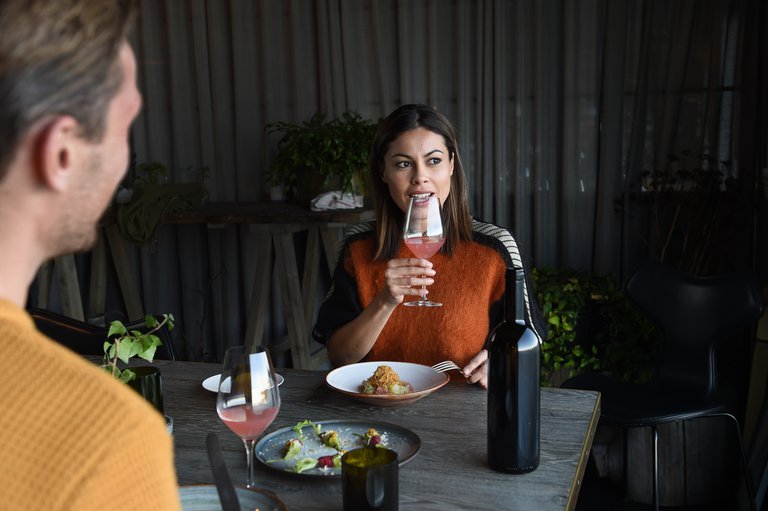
102, 314, 174, 429
116, 161, 208, 245
101, 313, 174, 382
265, 111, 378, 204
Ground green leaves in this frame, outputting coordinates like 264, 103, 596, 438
532, 267, 659, 387
101, 314, 174, 382
107, 321, 127, 338
265, 111, 378, 196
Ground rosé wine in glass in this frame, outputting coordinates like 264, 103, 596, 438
404, 236, 446, 259
403, 194, 445, 307
219, 404, 279, 440
216, 345, 280, 488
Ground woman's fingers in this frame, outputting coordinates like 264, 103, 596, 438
385, 257, 434, 272
463, 350, 489, 388
383, 258, 437, 302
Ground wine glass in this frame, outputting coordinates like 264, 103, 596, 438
403, 193, 445, 307
216, 345, 281, 488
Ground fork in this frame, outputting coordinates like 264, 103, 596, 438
431, 360, 465, 374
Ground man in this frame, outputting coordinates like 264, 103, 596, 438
0, 1, 180, 508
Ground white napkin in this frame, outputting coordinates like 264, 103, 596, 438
310, 190, 363, 211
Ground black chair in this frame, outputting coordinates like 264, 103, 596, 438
562, 262, 764, 511
29, 307, 176, 361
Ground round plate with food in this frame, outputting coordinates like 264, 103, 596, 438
255, 419, 421, 477
325, 361, 449, 406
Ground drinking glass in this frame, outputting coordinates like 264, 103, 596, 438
342, 447, 399, 510
403, 194, 445, 307
216, 345, 281, 488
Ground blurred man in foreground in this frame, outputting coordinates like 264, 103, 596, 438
0, 1, 180, 508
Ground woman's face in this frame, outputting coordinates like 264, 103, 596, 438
381, 127, 454, 213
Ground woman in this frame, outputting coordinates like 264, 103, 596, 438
313, 104, 544, 388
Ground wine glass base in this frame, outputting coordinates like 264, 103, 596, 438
403, 300, 443, 307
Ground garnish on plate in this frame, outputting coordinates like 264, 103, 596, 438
319, 430, 341, 450
360, 365, 413, 395
268, 420, 388, 473
294, 457, 318, 473
356, 427, 387, 447
317, 452, 344, 469
292, 419, 321, 439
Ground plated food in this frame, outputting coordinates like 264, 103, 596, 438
255, 419, 420, 477
326, 361, 449, 406
360, 364, 413, 395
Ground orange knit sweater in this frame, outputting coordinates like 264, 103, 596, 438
349, 235, 505, 367
0, 300, 180, 510
315, 220, 544, 370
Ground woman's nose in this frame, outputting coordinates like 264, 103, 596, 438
411, 168, 429, 184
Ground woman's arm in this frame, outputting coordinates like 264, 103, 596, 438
326, 258, 435, 366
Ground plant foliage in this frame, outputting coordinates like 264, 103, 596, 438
101, 314, 174, 383
265, 111, 378, 196
531, 267, 661, 386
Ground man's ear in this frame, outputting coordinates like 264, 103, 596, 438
35, 116, 81, 192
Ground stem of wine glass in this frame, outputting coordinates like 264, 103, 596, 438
243, 438, 257, 488
419, 274, 428, 302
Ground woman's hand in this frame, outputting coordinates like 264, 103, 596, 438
380, 258, 436, 305
463, 349, 488, 389
327, 258, 435, 367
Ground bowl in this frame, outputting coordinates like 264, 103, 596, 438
179, 484, 286, 511
325, 361, 449, 406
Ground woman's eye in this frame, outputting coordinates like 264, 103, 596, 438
427, 157, 442, 165
394, 160, 411, 169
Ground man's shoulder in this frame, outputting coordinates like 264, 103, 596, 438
1, 315, 162, 428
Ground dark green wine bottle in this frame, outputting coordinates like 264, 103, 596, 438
487, 267, 540, 473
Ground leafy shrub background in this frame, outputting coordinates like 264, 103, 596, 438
531, 267, 662, 386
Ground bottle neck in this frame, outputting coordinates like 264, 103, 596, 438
503, 268, 526, 324
515, 270, 525, 324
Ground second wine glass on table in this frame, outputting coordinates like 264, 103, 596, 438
403, 193, 445, 307
216, 345, 281, 489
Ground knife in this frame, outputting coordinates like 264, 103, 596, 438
206, 432, 242, 511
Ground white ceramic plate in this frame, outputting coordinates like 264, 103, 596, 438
325, 361, 449, 406
179, 484, 286, 511
202, 373, 284, 393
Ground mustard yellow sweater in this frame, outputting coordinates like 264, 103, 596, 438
0, 300, 180, 510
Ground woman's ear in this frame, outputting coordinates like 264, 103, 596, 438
35, 116, 81, 192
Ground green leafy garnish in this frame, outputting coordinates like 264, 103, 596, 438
319, 430, 341, 450
292, 419, 322, 440
295, 457, 318, 473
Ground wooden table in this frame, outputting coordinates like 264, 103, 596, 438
153, 359, 601, 510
